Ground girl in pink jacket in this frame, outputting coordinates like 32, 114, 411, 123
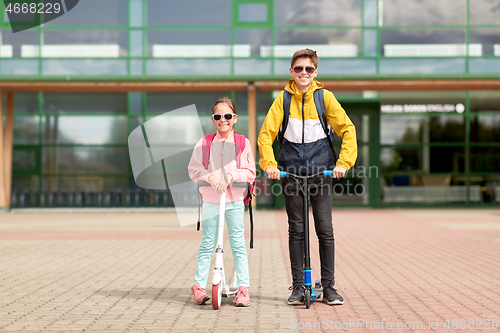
188, 97, 256, 307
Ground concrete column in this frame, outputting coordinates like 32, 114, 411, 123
4, 91, 14, 207
247, 82, 257, 157
247, 82, 257, 206
422, 117, 430, 173
0, 91, 5, 208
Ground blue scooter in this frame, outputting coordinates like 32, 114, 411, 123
267, 170, 335, 309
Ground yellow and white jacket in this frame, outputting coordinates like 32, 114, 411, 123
258, 79, 357, 174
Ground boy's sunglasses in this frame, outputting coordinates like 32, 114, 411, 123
293, 66, 316, 74
212, 113, 236, 121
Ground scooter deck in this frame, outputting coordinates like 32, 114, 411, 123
310, 288, 323, 300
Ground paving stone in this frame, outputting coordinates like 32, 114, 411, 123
1, 209, 499, 332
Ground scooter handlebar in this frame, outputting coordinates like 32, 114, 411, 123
197, 181, 249, 188
264, 171, 288, 178
265, 170, 334, 178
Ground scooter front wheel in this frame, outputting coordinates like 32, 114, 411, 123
212, 282, 222, 310
305, 288, 311, 309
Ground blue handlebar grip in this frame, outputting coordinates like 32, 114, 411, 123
265, 171, 287, 177
323, 170, 333, 176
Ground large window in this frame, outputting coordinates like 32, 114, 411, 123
1, 29, 38, 57
234, 29, 272, 57
146, 29, 232, 75
274, 29, 361, 56
469, 91, 500, 203
469, 0, 500, 25
1, 0, 499, 77
470, 91, 500, 113
41, 30, 128, 57
381, 116, 465, 145
274, 0, 362, 26
470, 29, 500, 56
2, 92, 38, 114
13, 117, 39, 144
43, 93, 127, 114
44, 0, 127, 26
381, 0, 466, 26
9, 91, 258, 208
380, 91, 500, 205
147, 0, 231, 26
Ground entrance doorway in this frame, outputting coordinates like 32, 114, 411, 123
11, 146, 41, 208
331, 101, 380, 207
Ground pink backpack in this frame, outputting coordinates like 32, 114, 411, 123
199, 132, 255, 248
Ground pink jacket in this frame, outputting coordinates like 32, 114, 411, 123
188, 131, 256, 204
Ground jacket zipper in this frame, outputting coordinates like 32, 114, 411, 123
301, 93, 305, 164
221, 140, 225, 176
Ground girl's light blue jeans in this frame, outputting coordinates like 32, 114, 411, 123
194, 200, 249, 289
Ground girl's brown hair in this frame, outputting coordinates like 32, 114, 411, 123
212, 97, 237, 114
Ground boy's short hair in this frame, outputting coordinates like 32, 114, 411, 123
291, 48, 318, 68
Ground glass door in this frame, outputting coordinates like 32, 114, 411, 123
11, 146, 41, 208
331, 101, 380, 207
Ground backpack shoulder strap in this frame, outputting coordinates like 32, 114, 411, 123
278, 90, 292, 145
314, 89, 338, 162
198, 133, 216, 231
234, 133, 254, 249
202, 133, 217, 169
233, 133, 246, 169
314, 88, 327, 134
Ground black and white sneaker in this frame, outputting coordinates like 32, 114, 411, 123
323, 286, 344, 305
287, 285, 305, 305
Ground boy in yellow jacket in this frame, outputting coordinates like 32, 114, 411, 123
258, 49, 357, 305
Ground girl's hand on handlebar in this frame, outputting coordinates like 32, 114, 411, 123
223, 173, 233, 185
332, 166, 346, 179
208, 175, 228, 194
266, 166, 281, 180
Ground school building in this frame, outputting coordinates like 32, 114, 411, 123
0, 0, 499, 210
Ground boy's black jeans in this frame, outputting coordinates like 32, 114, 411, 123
282, 175, 335, 288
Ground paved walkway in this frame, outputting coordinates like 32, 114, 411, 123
0, 209, 499, 332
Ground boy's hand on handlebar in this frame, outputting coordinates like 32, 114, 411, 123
332, 166, 346, 178
266, 166, 281, 180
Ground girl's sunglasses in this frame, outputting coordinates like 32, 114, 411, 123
212, 113, 236, 121
293, 66, 315, 74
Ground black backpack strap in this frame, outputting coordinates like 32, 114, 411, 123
278, 90, 292, 147
248, 190, 254, 249
197, 182, 201, 231
314, 88, 338, 162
